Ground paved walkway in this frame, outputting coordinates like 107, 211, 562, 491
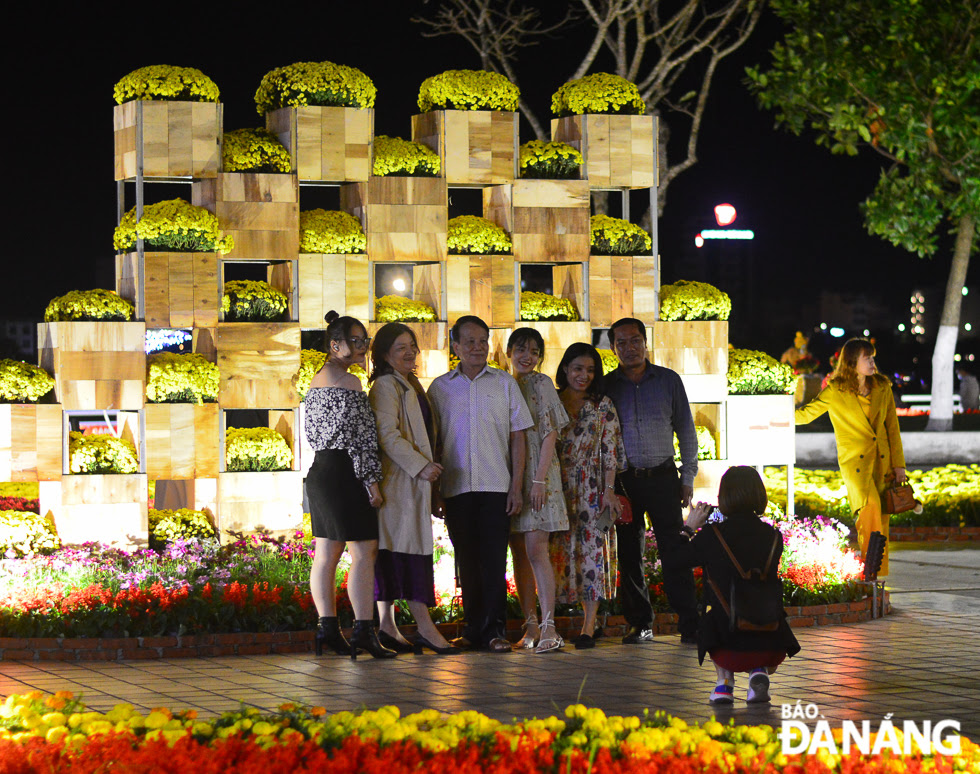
1, 542, 977, 737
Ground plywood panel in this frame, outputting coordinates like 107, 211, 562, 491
551, 114, 655, 189
48, 474, 149, 548
216, 471, 303, 535
298, 254, 369, 327
265, 106, 373, 182
412, 110, 517, 186
114, 101, 220, 181
145, 403, 220, 479
215, 323, 300, 409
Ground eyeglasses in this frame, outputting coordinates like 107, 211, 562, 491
349, 336, 372, 348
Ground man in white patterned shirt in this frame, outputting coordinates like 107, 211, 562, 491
428, 315, 533, 653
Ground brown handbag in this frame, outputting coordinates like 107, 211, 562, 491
881, 482, 917, 515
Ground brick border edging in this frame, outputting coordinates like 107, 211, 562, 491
889, 526, 980, 542
0, 595, 889, 662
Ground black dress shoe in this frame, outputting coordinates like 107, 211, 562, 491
680, 633, 698, 646
572, 633, 595, 650
411, 634, 457, 655
377, 630, 415, 653
622, 626, 654, 644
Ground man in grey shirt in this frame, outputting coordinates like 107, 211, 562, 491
605, 317, 699, 644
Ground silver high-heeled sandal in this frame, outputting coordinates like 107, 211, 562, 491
514, 614, 539, 649
535, 613, 563, 653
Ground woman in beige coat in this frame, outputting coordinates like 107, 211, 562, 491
795, 338, 906, 575
368, 323, 454, 654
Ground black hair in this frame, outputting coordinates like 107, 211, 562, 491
450, 315, 490, 343
507, 327, 545, 362
610, 317, 646, 342
718, 466, 768, 517
324, 310, 364, 346
369, 322, 419, 383
555, 342, 605, 397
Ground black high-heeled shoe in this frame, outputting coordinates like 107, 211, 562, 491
315, 616, 351, 656
350, 620, 398, 660
411, 633, 457, 655
378, 630, 415, 653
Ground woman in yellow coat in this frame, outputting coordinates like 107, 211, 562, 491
795, 339, 906, 575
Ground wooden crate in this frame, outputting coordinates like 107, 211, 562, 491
213, 323, 301, 408
152, 478, 217, 515
223, 408, 300, 473
522, 321, 592, 381
692, 460, 730, 504
589, 256, 634, 327
192, 173, 299, 262
691, 402, 726, 461
367, 321, 448, 353
216, 471, 303, 537
412, 110, 518, 185
341, 177, 448, 262
372, 262, 444, 323
485, 181, 590, 263
219, 259, 297, 322
631, 255, 660, 322
517, 262, 587, 323
0, 404, 63, 482
116, 252, 219, 328
298, 254, 369, 328
265, 106, 373, 182
447, 255, 516, 327
652, 321, 728, 402
114, 101, 221, 181
551, 114, 655, 189
41, 474, 148, 548
144, 403, 220, 479
726, 395, 796, 465
38, 322, 146, 410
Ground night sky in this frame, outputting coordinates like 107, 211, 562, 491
9, 2, 972, 364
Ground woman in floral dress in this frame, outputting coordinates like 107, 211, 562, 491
551, 343, 627, 649
507, 328, 569, 653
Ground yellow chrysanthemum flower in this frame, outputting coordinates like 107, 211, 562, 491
659, 280, 732, 321
551, 73, 646, 116
418, 70, 519, 112
590, 214, 652, 255
447, 215, 512, 255
255, 61, 376, 114
222, 128, 292, 173
299, 210, 366, 254
113, 65, 220, 105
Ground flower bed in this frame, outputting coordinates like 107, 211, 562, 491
3, 693, 973, 771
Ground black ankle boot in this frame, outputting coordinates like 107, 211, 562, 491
350, 620, 397, 660
315, 616, 351, 656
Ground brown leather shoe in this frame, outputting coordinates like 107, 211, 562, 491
487, 637, 512, 653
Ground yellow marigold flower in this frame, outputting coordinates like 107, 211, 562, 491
418, 69, 519, 112
114, 65, 220, 105
551, 73, 646, 116
45, 726, 69, 744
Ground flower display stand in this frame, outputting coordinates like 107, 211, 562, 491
0, 404, 63, 482
447, 255, 515, 327
297, 254, 369, 328
218, 260, 297, 323
113, 101, 221, 181
37, 322, 146, 410
484, 181, 591, 263
265, 106, 373, 182
215, 471, 303, 536
692, 460, 729, 504
551, 114, 656, 189
630, 255, 661, 324
726, 395, 796, 465
522, 321, 592, 381
651, 321, 728, 403
340, 177, 448, 262
144, 404, 220, 479
411, 110, 518, 185
588, 256, 634, 327
116, 252, 219, 329
40, 474, 148, 549
192, 173, 299, 261
213, 323, 300, 409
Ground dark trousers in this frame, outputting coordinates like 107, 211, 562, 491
616, 464, 698, 637
443, 492, 509, 646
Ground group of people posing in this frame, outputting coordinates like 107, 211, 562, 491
303, 310, 901, 704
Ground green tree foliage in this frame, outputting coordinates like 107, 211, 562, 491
747, 0, 978, 429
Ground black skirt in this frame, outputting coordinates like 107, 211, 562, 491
306, 449, 378, 541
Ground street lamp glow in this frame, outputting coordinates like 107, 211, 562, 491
963, 287, 969, 296
863, 329, 870, 336
830, 327, 845, 338
714, 203, 737, 226
966, 323, 973, 331
898, 324, 906, 332
820, 323, 828, 330
392, 278, 407, 292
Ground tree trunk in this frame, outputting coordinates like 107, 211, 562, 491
926, 213, 976, 431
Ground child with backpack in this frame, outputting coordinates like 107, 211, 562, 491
667, 466, 800, 705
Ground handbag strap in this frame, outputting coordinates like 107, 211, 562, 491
705, 571, 732, 619
711, 524, 779, 581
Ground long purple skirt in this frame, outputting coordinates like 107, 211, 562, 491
374, 549, 437, 607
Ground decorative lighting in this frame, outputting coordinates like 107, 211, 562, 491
863, 329, 870, 336
820, 323, 828, 330
966, 323, 973, 331
145, 329, 192, 354
392, 278, 407, 292
963, 287, 969, 296
714, 204, 737, 227
694, 234, 704, 248
699, 229, 755, 240
830, 327, 845, 338
898, 324, 906, 332
954, 354, 962, 362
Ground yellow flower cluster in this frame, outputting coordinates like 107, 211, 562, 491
113, 65, 220, 105
520, 291, 579, 321
0, 359, 54, 402
0, 483, 38, 498
449, 354, 503, 371
596, 348, 620, 375
590, 214, 652, 255
375, 295, 437, 323
43, 290, 134, 322
447, 215, 512, 255
225, 427, 292, 472
418, 69, 520, 112
299, 209, 366, 254
113, 199, 234, 254
519, 140, 583, 179
659, 280, 732, 321
673, 426, 718, 461
728, 349, 796, 395
551, 73, 646, 116
254, 61, 377, 115
222, 128, 292, 173
373, 135, 441, 177
145, 353, 219, 404
148, 508, 217, 545
221, 280, 288, 322
68, 432, 139, 475
295, 349, 327, 399
0, 510, 60, 559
